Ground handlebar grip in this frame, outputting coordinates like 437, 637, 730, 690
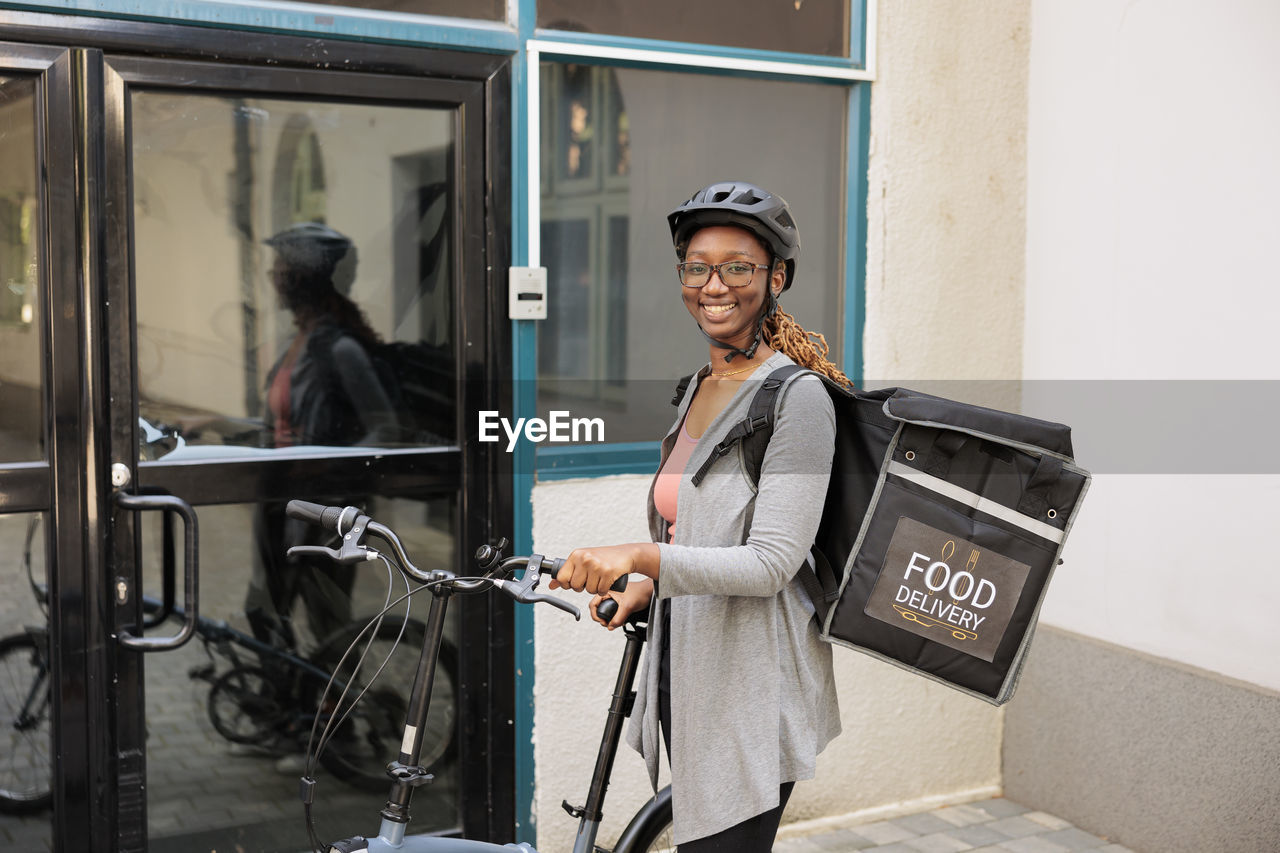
285, 500, 348, 531
596, 598, 619, 623
537, 557, 627, 593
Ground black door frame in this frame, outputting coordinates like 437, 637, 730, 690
0, 13, 513, 851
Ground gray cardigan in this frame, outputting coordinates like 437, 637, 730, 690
626, 351, 842, 844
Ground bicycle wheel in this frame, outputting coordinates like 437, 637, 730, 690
0, 631, 53, 814
615, 786, 674, 853
630, 818, 674, 853
309, 615, 458, 791
207, 665, 291, 746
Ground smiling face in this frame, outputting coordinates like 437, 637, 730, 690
681, 225, 785, 353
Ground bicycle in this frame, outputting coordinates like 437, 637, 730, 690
279, 500, 673, 853
0, 513, 460, 813
184, 603, 456, 792
0, 517, 52, 814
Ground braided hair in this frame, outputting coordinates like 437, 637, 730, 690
276, 267, 383, 351
763, 302, 852, 389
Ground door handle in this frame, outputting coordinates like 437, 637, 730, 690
114, 492, 199, 652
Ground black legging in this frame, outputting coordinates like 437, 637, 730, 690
660, 623, 794, 852
677, 782, 794, 852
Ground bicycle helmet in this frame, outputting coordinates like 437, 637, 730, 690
667, 181, 800, 291
264, 222, 357, 293
668, 181, 800, 362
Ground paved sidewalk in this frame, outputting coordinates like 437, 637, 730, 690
777, 797, 1134, 853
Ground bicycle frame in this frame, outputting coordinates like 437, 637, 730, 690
319, 576, 537, 853
566, 620, 646, 853
324, 594, 665, 853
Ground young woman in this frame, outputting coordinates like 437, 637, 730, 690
552, 182, 851, 851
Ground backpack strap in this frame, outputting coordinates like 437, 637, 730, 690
671, 372, 696, 407
690, 364, 807, 487
800, 548, 841, 624
684, 363, 839, 620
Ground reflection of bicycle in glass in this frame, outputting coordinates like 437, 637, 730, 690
0, 626, 50, 814
280, 500, 673, 853
185, 607, 457, 792
0, 516, 458, 814
0, 517, 53, 814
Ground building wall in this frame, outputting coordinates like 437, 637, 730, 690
1009, 2, 1280, 850
1022, 0, 1280, 689
864, 0, 1030, 385
530, 1, 1032, 847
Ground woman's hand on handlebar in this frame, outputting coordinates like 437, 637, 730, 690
548, 543, 659, 595
591, 578, 654, 631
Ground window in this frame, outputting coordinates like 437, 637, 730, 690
131, 92, 457, 454
0, 75, 40, 463
538, 0, 851, 57
537, 62, 847, 443
277, 0, 504, 20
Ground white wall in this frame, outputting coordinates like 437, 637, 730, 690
531, 1, 1033, 844
1024, 0, 1280, 690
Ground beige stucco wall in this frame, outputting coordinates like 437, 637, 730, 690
864, 0, 1029, 385
531, 1, 1030, 847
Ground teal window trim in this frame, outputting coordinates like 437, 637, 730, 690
535, 441, 659, 481
511, 1, 537, 845
3, 0, 521, 51
845, 82, 870, 386
533, 27, 867, 75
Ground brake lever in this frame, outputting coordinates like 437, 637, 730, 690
524, 592, 580, 620
490, 554, 581, 620
286, 544, 379, 566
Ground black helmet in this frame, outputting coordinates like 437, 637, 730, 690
667, 181, 800, 290
264, 222, 357, 293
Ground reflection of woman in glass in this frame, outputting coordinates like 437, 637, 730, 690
552, 183, 849, 851
263, 222, 397, 448
246, 223, 396, 653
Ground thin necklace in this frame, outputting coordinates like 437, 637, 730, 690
711, 361, 762, 377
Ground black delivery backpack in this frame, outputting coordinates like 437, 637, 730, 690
678, 365, 1091, 706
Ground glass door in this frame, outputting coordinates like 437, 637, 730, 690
108, 55, 509, 853
0, 30, 512, 853
0, 44, 62, 853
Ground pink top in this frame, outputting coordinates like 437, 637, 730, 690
654, 420, 700, 542
268, 359, 296, 448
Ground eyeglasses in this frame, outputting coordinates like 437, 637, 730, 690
676, 260, 771, 288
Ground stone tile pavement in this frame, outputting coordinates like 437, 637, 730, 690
776, 798, 1135, 853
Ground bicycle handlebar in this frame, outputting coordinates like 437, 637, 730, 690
285, 499, 358, 532
282, 500, 626, 621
